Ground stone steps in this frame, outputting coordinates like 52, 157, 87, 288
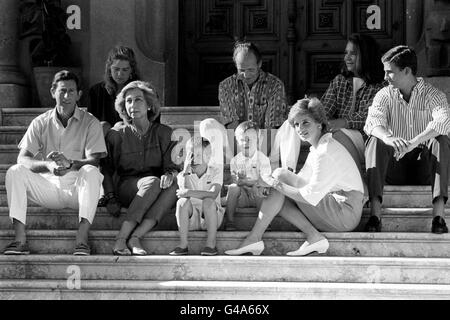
1, 279, 450, 300
0, 206, 440, 232
160, 106, 220, 126
0, 145, 19, 164
0, 126, 27, 145
0, 107, 220, 127
2, 106, 449, 300
0, 184, 440, 208
0, 108, 51, 126
1, 255, 450, 285
0, 165, 7, 185
1, 230, 450, 257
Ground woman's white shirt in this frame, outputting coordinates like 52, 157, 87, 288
298, 133, 364, 206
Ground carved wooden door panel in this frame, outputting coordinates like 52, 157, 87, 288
179, 0, 405, 105
179, 0, 292, 106
298, 0, 405, 97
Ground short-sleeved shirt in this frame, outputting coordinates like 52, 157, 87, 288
298, 133, 364, 206
230, 150, 272, 181
103, 122, 179, 180
19, 106, 107, 161
177, 164, 223, 207
218, 71, 287, 129
364, 78, 450, 146
321, 74, 384, 132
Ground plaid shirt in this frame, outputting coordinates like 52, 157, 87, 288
321, 74, 384, 132
218, 70, 287, 129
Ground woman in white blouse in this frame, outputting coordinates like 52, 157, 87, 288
225, 98, 364, 256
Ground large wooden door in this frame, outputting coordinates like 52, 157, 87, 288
179, 0, 292, 106
179, 0, 405, 106
298, 0, 405, 97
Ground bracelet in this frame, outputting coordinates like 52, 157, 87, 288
167, 170, 178, 177
104, 192, 116, 201
67, 159, 74, 169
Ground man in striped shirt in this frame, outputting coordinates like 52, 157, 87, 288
364, 46, 450, 234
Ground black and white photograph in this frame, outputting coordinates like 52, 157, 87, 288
0, 0, 450, 306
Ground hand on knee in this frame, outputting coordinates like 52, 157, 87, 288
202, 198, 216, 213
272, 168, 289, 181
227, 185, 241, 198
176, 198, 190, 209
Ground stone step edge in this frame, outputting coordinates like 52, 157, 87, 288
0, 206, 443, 216
0, 126, 27, 131
0, 184, 441, 193
1, 280, 450, 300
2, 254, 449, 265
1, 230, 449, 241
2, 255, 450, 286
0, 106, 219, 113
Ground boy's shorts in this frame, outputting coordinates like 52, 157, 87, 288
237, 186, 260, 208
188, 198, 225, 231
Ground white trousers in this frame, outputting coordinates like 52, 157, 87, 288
5, 164, 103, 225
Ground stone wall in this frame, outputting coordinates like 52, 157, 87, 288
18, 0, 178, 107
424, 77, 450, 104
89, 0, 178, 106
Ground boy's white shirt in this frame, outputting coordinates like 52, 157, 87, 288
230, 150, 272, 181
177, 162, 223, 207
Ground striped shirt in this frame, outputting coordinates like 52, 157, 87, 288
364, 78, 450, 145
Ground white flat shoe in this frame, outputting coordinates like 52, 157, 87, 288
224, 241, 264, 256
286, 239, 329, 256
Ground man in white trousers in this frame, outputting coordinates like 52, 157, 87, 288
3, 70, 107, 255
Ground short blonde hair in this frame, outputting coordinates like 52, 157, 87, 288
287, 98, 328, 133
114, 81, 161, 124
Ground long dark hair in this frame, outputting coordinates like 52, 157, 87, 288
341, 34, 384, 84
103, 46, 140, 96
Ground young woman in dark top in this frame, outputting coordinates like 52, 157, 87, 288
101, 81, 179, 256
88, 45, 140, 135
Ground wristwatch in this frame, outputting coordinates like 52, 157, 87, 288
67, 160, 74, 169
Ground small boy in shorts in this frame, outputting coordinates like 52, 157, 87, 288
170, 136, 224, 256
224, 121, 272, 231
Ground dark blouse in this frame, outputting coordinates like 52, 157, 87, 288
88, 82, 122, 125
102, 122, 179, 180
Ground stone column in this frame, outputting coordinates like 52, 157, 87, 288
405, 0, 423, 47
135, 0, 178, 106
0, 0, 29, 108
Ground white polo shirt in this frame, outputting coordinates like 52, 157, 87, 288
230, 150, 272, 180
177, 164, 223, 207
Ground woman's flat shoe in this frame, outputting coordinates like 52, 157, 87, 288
128, 237, 148, 256
112, 247, 132, 256
286, 239, 329, 256
224, 241, 264, 256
